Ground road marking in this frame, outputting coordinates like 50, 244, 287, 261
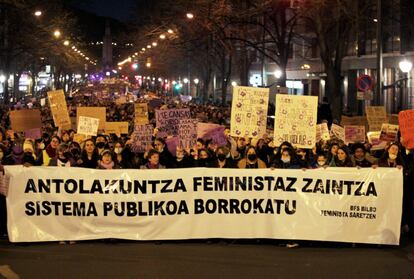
0, 265, 20, 279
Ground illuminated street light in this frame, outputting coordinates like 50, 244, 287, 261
274, 70, 282, 79
34, 11, 42, 17
152, 42, 157, 47
160, 34, 166, 39
231, 81, 237, 86
399, 60, 413, 73
132, 63, 139, 69
167, 29, 174, 34
194, 78, 199, 84
0, 75, 6, 83
186, 13, 194, 19
147, 45, 151, 49
63, 40, 70, 46
146, 62, 151, 68
142, 48, 146, 51
183, 78, 189, 84
53, 30, 61, 38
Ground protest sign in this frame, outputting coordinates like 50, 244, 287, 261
344, 125, 366, 144
104, 122, 129, 136
77, 107, 106, 129
47, 90, 71, 129
178, 119, 198, 149
77, 116, 99, 136
24, 128, 42, 140
135, 103, 149, 125
5, 166, 403, 245
274, 94, 318, 148
10, 109, 42, 132
398, 110, 414, 149
131, 124, 154, 153
166, 137, 179, 156
379, 124, 399, 142
316, 123, 330, 142
341, 116, 368, 131
367, 131, 387, 151
330, 124, 345, 142
366, 106, 388, 131
155, 108, 191, 137
197, 123, 227, 146
231, 86, 269, 138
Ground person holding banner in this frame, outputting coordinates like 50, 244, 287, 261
271, 147, 300, 169
49, 144, 76, 167
140, 149, 165, 169
78, 139, 99, 169
194, 149, 212, 167
238, 146, 266, 169
327, 142, 340, 167
40, 136, 60, 166
153, 138, 174, 168
207, 146, 235, 168
98, 150, 118, 170
351, 143, 372, 168
332, 146, 354, 167
378, 142, 406, 169
172, 147, 194, 168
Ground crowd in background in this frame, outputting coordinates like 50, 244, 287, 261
0, 84, 413, 241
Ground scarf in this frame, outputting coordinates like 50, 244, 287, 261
46, 144, 56, 158
100, 161, 115, 169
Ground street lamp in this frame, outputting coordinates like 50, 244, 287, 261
194, 78, 199, 84
34, 11, 42, 17
160, 34, 166, 40
63, 40, 70, 46
186, 13, 194, 19
274, 70, 282, 79
152, 42, 157, 47
399, 60, 413, 73
167, 29, 174, 34
231, 81, 237, 86
53, 30, 61, 38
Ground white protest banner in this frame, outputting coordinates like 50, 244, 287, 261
379, 124, 399, 142
178, 119, 198, 149
131, 124, 153, 153
155, 108, 191, 137
274, 94, 318, 148
344, 125, 366, 144
330, 124, 345, 142
5, 166, 402, 245
231, 86, 269, 138
48, 90, 71, 129
366, 106, 388, 131
77, 116, 99, 136
316, 123, 330, 142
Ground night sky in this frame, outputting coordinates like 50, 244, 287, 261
76, 0, 136, 21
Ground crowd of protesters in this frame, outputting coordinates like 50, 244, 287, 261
0, 83, 413, 242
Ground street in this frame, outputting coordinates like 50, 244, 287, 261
1, 237, 414, 279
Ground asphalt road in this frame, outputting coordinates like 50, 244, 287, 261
1, 237, 414, 279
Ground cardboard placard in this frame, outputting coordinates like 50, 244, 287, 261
316, 123, 330, 142
330, 124, 345, 142
104, 122, 129, 136
367, 131, 387, 151
274, 94, 318, 148
344, 125, 366, 144
77, 116, 99, 136
231, 86, 269, 138
366, 106, 388, 131
398, 110, 414, 149
131, 124, 154, 153
24, 128, 42, 139
155, 108, 191, 137
47, 90, 71, 129
10, 109, 42, 132
77, 107, 106, 129
379, 124, 399, 142
135, 103, 149, 125
178, 119, 198, 149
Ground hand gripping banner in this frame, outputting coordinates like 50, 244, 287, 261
4, 166, 403, 244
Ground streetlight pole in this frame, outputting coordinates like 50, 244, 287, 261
375, 0, 383, 106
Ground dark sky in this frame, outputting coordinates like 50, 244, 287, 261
76, 0, 136, 21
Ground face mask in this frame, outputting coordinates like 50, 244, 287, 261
247, 154, 257, 161
39, 143, 45, 150
217, 154, 227, 162
389, 153, 397, 160
281, 157, 290, 163
114, 147, 123, 154
96, 142, 105, 149
317, 160, 326, 166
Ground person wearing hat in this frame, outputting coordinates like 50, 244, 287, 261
97, 149, 118, 170
351, 143, 372, 168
